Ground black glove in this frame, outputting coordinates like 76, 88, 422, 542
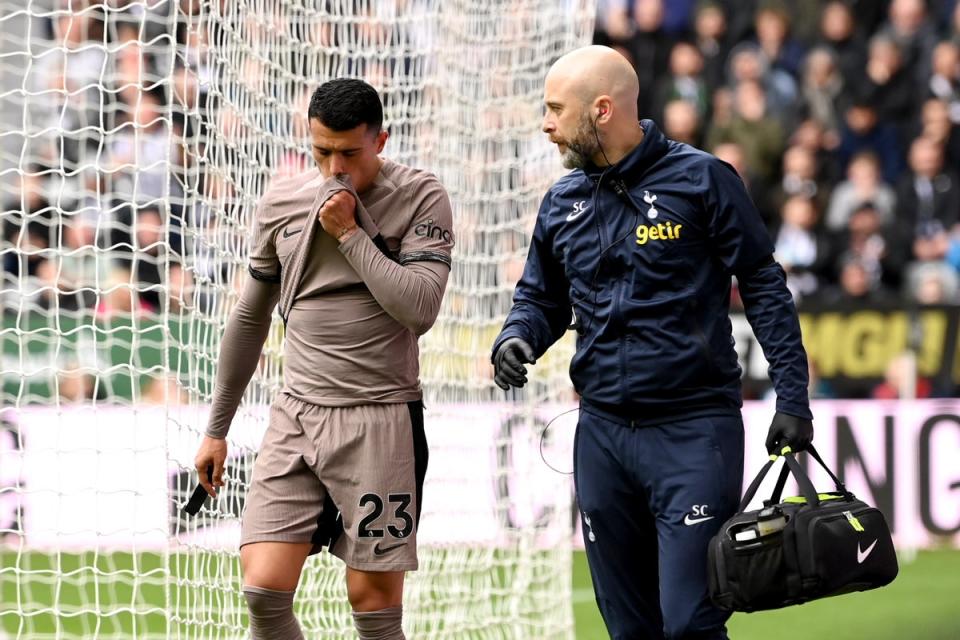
493, 338, 536, 390
765, 411, 814, 454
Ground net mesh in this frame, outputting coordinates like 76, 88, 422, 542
0, 1, 594, 638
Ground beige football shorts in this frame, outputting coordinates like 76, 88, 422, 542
240, 392, 428, 572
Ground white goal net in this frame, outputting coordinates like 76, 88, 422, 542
0, 1, 594, 638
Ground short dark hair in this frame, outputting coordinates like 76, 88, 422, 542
307, 78, 383, 132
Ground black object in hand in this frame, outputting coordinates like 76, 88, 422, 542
183, 464, 213, 516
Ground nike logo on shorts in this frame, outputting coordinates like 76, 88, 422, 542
857, 539, 877, 564
373, 542, 405, 556
283, 227, 303, 238
683, 514, 715, 526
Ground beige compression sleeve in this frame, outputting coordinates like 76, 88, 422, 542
338, 231, 449, 336
205, 276, 280, 439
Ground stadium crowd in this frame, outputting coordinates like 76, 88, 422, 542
594, 0, 960, 308
2, 1, 204, 318
3, 0, 960, 402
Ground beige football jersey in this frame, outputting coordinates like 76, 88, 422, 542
244, 159, 453, 407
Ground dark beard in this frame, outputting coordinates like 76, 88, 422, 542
560, 117, 599, 170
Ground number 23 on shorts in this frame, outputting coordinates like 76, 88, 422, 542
357, 492, 414, 539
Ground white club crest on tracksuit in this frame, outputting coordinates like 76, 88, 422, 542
583, 512, 597, 542
643, 191, 658, 219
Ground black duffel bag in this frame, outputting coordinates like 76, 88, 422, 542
708, 445, 898, 612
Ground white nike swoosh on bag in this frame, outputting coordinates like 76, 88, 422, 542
566, 210, 586, 222
683, 515, 715, 526
857, 539, 878, 564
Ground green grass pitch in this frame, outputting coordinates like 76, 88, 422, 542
2, 548, 958, 638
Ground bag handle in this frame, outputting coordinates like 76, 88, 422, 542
769, 444, 852, 504
805, 444, 849, 496
738, 455, 778, 512
739, 444, 853, 512
737, 445, 822, 512
781, 451, 821, 507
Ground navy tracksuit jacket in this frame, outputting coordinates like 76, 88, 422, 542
493, 121, 812, 639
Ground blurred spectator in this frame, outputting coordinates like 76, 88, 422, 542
595, 0, 636, 46
113, 21, 153, 110
860, 35, 916, 134
913, 228, 952, 264
830, 202, 908, 292
108, 90, 181, 208
872, 352, 933, 399
625, 0, 674, 118
928, 41, 960, 121
895, 136, 960, 262
825, 151, 897, 231
768, 144, 830, 220
662, 99, 703, 147
3, 170, 55, 294
692, 1, 730, 93
818, 257, 895, 305
768, 1, 830, 49
800, 46, 845, 136
652, 40, 710, 123
711, 141, 747, 177
836, 101, 904, 184
711, 140, 770, 222
772, 195, 831, 301
709, 85, 735, 130
174, 7, 213, 113
109, 84, 187, 258
3, 169, 54, 245
907, 261, 959, 304
818, 1, 868, 90
55, 212, 107, 311
753, 3, 806, 78
847, 0, 890, 38
26, 7, 108, 170
913, 98, 960, 169
725, 42, 797, 123
789, 117, 841, 183
879, 0, 939, 84
134, 204, 165, 301
706, 78, 784, 184
718, 0, 759, 45
113, 204, 184, 312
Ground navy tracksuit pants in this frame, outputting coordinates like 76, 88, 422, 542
574, 409, 744, 640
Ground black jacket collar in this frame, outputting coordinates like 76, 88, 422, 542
583, 119, 670, 185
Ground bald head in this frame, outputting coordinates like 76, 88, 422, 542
542, 46, 644, 169
546, 46, 639, 119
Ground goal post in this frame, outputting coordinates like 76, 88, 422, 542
0, 1, 595, 638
